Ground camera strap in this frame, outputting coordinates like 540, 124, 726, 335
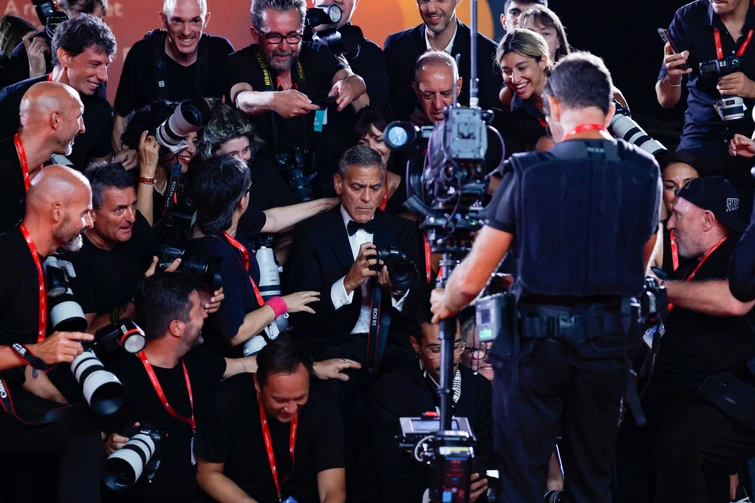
152, 31, 209, 99
223, 231, 265, 306
667, 235, 729, 312
365, 280, 392, 375
161, 162, 183, 219
714, 26, 754, 60
137, 352, 196, 432
19, 224, 46, 343
14, 135, 44, 193
0, 376, 71, 425
258, 394, 298, 503
9, 344, 51, 372
254, 47, 309, 153
424, 235, 432, 282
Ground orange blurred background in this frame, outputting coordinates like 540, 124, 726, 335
0, 0, 495, 102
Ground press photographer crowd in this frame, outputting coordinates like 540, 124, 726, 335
1, 0, 755, 501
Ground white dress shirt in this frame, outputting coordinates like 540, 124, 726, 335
424, 22, 458, 54
331, 205, 409, 334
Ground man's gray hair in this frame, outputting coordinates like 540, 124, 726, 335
251, 0, 306, 31
414, 49, 459, 83
199, 104, 263, 160
337, 145, 385, 179
163, 0, 207, 19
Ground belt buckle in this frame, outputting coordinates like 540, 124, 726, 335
558, 316, 579, 338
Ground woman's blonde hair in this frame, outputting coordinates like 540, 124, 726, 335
495, 28, 552, 71
518, 5, 571, 62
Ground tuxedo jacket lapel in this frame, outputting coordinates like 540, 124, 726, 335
323, 207, 355, 274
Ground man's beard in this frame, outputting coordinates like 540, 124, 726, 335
54, 216, 84, 252
265, 47, 300, 73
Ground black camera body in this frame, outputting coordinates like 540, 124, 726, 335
103, 423, 164, 491
315, 24, 364, 59
304, 4, 341, 31
275, 148, 314, 203
45, 255, 88, 332
700, 55, 742, 78
158, 245, 223, 291
32, 0, 69, 42
370, 247, 417, 290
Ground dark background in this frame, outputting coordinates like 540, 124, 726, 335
490, 0, 688, 151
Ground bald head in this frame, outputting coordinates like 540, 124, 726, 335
20, 82, 82, 128
27, 165, 91, 215
412, 51, 463, 124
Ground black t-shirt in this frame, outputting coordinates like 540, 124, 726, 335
185, 232, 262, 357
0, 74, 113, 170
506, 94, 547, 155
114, 31, 233, 117
64, 212, 157, 316
223, 42, 345, 181
0, 136, 26, 234
195, 374, 344, 503
247, 158, 295, 212
104, 346, 226, 503
656, 236, 755, 403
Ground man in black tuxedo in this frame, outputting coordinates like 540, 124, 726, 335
383, 0, 502, 122
289, 145, 424, 375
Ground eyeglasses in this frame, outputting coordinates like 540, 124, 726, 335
423, 339, 466, 359
260, 30, 303, 45
463, 344, 489, 361
245, 184, 252, 196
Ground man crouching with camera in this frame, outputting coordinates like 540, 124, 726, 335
103, 272, 360, 503
616, 176, 755, 503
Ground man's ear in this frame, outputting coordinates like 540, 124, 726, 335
456, 77, 463, 98
50, 110, 62, 132
701, 210, 716, 232
604, 101, 616, 128
203, 11, 211, 30
334, 173, 343, 196
169, 319, 184, 338
500, 13, 506, 30
51, 201, 63, 224
57, 48, 71, 69
159, 11, 168, 31
254, 374, 261, 393
545, 94, 560, 123
410, 335, 421, 355
412, 81, 420, 99
249, 26, 260, 45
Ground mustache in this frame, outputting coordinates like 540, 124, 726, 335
272, 49, 294, 58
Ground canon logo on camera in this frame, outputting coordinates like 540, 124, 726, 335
0, 380, 8, 399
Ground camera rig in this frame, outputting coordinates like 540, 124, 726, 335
384, 0, 503, 499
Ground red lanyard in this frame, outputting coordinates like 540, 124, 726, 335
223, 231, 264, 305
714, 27, 754, 59
537, 117, 548, 129
19, 224, 46, 343
14, 134, 43, 193
137, 352, 196, 431
562, 124, 609, 141
669, 230, 679, 271
259, 395, 298, 502
424, 234, 432, 282
668, 235, 729, 312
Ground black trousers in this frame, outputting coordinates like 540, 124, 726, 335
615, 390, 755, 503
0, 406, 104, 503
492, 338, 626, 503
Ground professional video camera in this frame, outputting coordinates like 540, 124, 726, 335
370, 247, 417, 290
275, 148, 314, 203
45, 255, 87, 332
103, 423, 163, 491
32, 0, 69, 42
383, 1, 503, 497
71, 319, 146, 416
609, 101, 666, 156
158, 245, 223, 291
699, 55, 748, 121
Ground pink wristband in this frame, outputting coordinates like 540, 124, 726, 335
266, 296, 288, 318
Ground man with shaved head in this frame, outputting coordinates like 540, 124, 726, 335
0, 81, 85, 234
0, 14, 115, 170
112, 0, 233, 157
412, 49, 462, 125
0, 165, 104, 503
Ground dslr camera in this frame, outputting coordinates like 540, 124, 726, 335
699, 55, 747, 121
45, 255, 87, 332
275, 148, 314, 203
609, 101, 666, 156
158, 246, 223, 291
32, 0, 69, 42
370, 247, 417, 290
304, 4, 341, 32
103, 423, 163, 491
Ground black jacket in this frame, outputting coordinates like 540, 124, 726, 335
384, 20, 502, 121
369, 362, 493, 503
288, 207, 423, 349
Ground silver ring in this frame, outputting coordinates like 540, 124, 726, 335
39, 48, 44, 53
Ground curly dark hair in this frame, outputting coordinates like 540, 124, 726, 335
51, 14, 116, 66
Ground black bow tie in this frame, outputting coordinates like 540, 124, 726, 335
347, 219, 377, 236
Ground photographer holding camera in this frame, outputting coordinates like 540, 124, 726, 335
62, 163, 214, 337
657, 0, 755, 188
6, 0, 107, 88
112, 0, 233, 164
187, 154, 334, 357
225, 0, 366, 197
0, 165, 107, 503
370, 290, 491, 503
615, 177, 755, 503
103, 272, 355, 503
0, 14, 116, 170
196, 337, 348, 503
0, 82, 86, 234
431, 53, 661, 502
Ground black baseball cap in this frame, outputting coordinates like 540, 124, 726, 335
676, 176, 747, 233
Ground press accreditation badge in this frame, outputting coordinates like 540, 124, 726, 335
191, 435, 196, 465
